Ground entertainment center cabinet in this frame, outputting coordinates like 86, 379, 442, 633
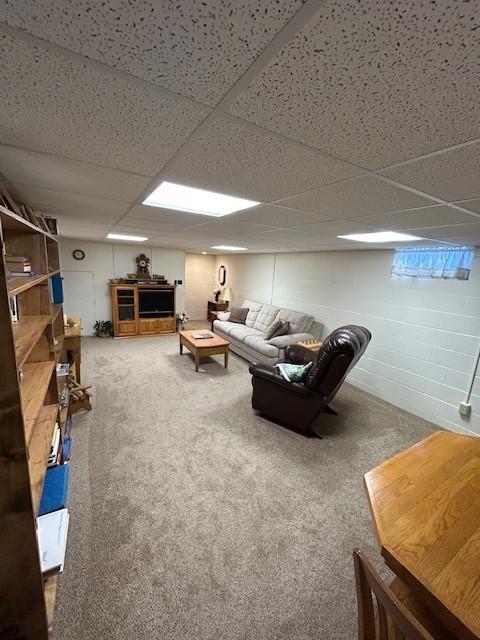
110, 283, 176, 338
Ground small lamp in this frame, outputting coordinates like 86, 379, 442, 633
220, 287, 234, 309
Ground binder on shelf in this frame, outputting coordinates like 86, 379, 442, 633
37, 508, 69, 575
39, 464, 69, 515
50, 274, 64, 304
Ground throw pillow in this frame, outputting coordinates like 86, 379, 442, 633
264, 319, 282, 339
217, 311, 230, 321
275, 360, 314, 383
228, 307, 249, 324
270, 320, 290, 339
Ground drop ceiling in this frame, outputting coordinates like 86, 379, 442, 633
0, 0, 479, 254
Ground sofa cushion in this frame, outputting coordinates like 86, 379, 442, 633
242, 300, 263, 328
244, 334, 279, 358
229, 306, 249, 324
213, 320, 236, 336
271, 320, 290, 338
265, 319, 283, 339
217, 311, 230, 321
229, 325, 262, 343
268, 332, 315, 348
253, 304, 280, 333
276, 308, 314, 334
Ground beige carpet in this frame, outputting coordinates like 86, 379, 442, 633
52, 333, 435, 640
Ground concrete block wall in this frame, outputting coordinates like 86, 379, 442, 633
216, 249, 480, 435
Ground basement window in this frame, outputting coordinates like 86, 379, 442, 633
391, 246, 475, 280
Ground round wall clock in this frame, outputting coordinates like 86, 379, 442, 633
72, 249, 85, 261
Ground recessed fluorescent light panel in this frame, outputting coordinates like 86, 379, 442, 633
143, 181, 259, 217
211, 245, 248, 251
107, 233, 148, 242
337, 231, 422, 243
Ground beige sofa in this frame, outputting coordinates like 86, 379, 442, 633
213, 299, 317, 365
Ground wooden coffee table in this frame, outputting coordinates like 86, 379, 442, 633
179, 330, 229, 372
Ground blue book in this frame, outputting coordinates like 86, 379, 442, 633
39, 464, 69, 516
62, 437, 72, 462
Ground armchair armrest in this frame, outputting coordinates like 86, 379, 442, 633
284, 344, 317, 365
249, 362, 314, 396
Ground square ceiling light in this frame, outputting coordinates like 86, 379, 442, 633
211, 245, 248, 251
143, 181, 259, 217
337, 231, 422, 243
107, 233, 148, 242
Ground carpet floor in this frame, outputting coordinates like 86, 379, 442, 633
52, 333, 436, 640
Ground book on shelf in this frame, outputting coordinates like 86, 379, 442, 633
39, 464, 69, 516
9, 295, 19, 322
5, 254, 32, 274
48, 424, 61, 467
37, 508, 69, 575
62, 436, 72, 463
56, 363, 70, 376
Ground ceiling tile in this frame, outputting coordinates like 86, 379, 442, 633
229, 0, 480, 168
164, 115, 361, 201
381, 143, 480, 202
356, 205, 480, 231
170, 219, 276, 239
277, 176, 433, 218
454, 199, 480, 216
9, 183, 127, 222
0, 0, 303, 106
0, 33, 210, 175
0, 145, 149, 201
126, 204, 215, 228
289, 219, 381, 237
226, 205, 329, 228
411, 223, 480, 240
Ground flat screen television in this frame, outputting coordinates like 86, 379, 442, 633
138, 289, 174, 317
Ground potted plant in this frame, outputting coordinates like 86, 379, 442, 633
176, 312, 189, 331
93, 320, 113, 337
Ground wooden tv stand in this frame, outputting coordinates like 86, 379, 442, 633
110, 282, 176, 338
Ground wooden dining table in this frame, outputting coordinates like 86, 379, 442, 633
364, 430, 480, 640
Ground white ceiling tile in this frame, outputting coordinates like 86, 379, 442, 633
277, 176, 434, 218
451, 199, 480, 217
0, 33, 210, 175
410, 223, 480, 240
0, 1, 303, 106
164, 115, 361, 201
356, 205, 480, 231
9, 183, 127, 222
289, 219, 381, 237
126, 204, 216, 227
226, 205, 329, 228
170, 219, 276, 239
381, 143, 480, 202
437, 236, 480, 247
229, 0, 480, 168
0, 145, 149, 201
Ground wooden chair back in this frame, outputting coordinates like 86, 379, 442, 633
353, 549, 435, 640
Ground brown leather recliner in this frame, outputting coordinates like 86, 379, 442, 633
249, 325, 371, 434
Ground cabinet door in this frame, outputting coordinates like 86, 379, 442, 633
117, 321, 137, 336
112, 286, 137, 337
138, 318, 157, 335
156, 317, 175, 333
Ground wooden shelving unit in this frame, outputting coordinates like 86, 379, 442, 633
0, 203, 66, 639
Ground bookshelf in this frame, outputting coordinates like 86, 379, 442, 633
0, 204, 66, 638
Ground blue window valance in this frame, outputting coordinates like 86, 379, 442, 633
391, 246, 474, 280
